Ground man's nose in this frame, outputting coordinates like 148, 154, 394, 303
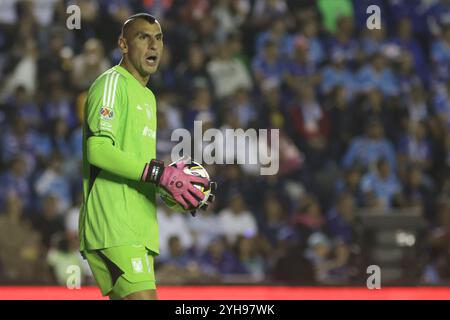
149, 37, 157, 50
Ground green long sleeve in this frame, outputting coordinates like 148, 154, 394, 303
87, 135, 147, 181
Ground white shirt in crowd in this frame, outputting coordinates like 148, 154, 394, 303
207, 58, 253, 99
188, 211, 223, 252
157, 207, 193, 258
218, 208, 258, 244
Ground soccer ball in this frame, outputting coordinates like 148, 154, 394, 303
158, 160, 211, 212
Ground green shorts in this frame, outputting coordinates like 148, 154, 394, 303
84, 245, 156, 299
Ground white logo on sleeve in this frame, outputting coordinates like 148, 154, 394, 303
131, 258, 143, 273
142, 126, 156, 138
136, 104, 143, 111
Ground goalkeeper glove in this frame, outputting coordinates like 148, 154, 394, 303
190, 181, 217, 217
141, 159, 209, 210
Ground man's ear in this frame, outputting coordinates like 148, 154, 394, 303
118, 36, 128, 54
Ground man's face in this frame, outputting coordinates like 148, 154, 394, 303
121, 19, 164, 76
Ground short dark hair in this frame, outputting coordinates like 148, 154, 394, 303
121, 13, 158, 36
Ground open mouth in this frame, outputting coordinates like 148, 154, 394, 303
146, 55, 158, 64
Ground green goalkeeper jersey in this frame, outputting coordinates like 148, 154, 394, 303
79, 65, 159, 254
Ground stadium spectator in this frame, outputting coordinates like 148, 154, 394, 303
289, 84, 330, 171
401, 166, 435, 219
251, 39, 286, 91
395, 52, 424, 99
206, 39, 253, 99
0, 155, 32, 210
431, 23, 450, 85
29, 194, 65, 250
175, 43, 213, 98
294, 16, 325, 68
1, 116, 51, 171
424, 198, 450, 283
402, 84, 431, 125
284, 36, 319, 92
257, 195, 290, 248
360, 158, 402, 209
352, 89, 397, 139
34, 153, 72, 214
46, 232, 87, 286
157, 205, 194, 259
291, 194, 326, 245
433, 80, 450, 129
188, 204, 223, 253
159, 235, 197, 269
320, 51, 355, 98
427, 0, 450, 37
234, 235, 266, 281
360, 23, 388, 58
397, 121, 433, 173
390, 17, 428, 82
199, 236, 246, 275
335, 166, 365, 207
327, 85, 355, 160
4, 86, 41, 130
304, 232, 351, 284
42, 84, 78, 130
226, 87, 256, 129
1, 37, 38, 99
342, 118, 397, 172
255, 16, 291, 58
71, 38, 111, 91
355, 52, 399, 97
0, 192, 51, 284
184, 84, 213, 131
211, 0, 248, 41
50, 118, 73, 159
326, 192, 357, 245
327, 15, 359, 66
218, 193, 258, 245
251, 0, 288, 29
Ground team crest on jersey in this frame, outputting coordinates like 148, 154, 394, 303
100, 106, 114, 120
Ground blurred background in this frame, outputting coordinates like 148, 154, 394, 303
0, 0, 449, 289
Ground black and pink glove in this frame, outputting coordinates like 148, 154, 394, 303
141, 159, 209, 210
190, 180, 216, 217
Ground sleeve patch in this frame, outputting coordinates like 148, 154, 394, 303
100, 106, 114, 120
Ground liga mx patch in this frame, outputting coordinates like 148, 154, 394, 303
100, 106, 114, 120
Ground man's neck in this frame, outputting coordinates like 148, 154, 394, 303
119, 59, 150, 87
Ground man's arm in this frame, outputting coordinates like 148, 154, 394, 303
87, 135, 146, 181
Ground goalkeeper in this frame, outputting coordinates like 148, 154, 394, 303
79, 13, 215, 300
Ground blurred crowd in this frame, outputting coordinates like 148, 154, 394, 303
0, 0, 450, 286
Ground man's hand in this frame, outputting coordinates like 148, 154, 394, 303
190, 181, 217, 217
142, 159, 209, 210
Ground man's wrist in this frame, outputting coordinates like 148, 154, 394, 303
141, 159, 165, 184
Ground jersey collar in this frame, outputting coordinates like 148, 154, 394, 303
113, 65, 149, 89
